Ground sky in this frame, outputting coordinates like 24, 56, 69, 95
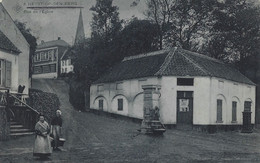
2, 0, 146, 45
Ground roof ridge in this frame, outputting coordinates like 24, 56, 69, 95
179, 49, 211, 76
60, 49, 68, 60
123, 49, 170, 61
155, 47, 177, 76
39, 39, 68, 45
182, 49, 223, 64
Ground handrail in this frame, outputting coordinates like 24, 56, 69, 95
9, 93, 39, 114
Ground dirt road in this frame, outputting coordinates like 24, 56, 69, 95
1, 79, 260, 162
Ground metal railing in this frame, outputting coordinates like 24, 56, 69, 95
0, 89, 39, 130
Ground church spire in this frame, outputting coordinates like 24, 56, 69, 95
74, 9, 85, 45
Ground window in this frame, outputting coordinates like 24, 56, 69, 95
0, 60, 2, 86
118, 99, 123, 111
65, 68, 67, 73
34, 66, 42, 74
99, 99, 103, 110
48, 51, 52, 60
217, 99, 223, 122
177, 78, 194, 86
53, 51, 57, 61
50, 50, 54, 61
232, 101, 237, 122
43, 65, 50, 73
35, 53, 40, 62
50, 64, 56, 72
44, 52, 48, 60
0, 60, 11, 87
68, 59, 71, 65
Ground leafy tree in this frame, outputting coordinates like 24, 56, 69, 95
207, 0, 260, 72
90, 0, 122, 43
14, 21, 37, 77
117, 18, 160, 56
145, 0, 217, 50
145, 0, 174, 49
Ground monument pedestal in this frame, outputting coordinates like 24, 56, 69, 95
140, 85, 165, 134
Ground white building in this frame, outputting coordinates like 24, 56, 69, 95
0, 3, 31, 94
32, 38, 70, 79
60, 49, 75, 74
90, 48, 256, 131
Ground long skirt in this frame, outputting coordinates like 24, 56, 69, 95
33, 135, 52, 157
52, 125, 61, 148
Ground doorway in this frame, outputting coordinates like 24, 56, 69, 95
177, 91, 193, 124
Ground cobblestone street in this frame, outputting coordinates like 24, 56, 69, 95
1, 79, 260, 163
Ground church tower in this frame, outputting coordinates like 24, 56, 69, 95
74, 9, 85, 45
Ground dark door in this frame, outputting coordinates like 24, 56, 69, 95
177, 91, 193, 124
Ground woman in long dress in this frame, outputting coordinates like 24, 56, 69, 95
33, 114, 52, 158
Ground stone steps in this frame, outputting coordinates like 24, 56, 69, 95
9, 121, 34, 138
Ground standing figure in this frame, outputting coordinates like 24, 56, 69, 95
33, 114, 52, 159
51, 110, 62, 150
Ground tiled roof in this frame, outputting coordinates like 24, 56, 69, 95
37, 40, 70, 49
0, 30, 21, 54
94, 48, 255, 85
61, 49, 76, 60
94, 50, 169, 84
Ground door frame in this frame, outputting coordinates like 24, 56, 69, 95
176, 91, 194, 125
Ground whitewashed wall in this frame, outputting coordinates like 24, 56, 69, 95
0, 4, 31, 94
159, 77, 211, 125
61, 59, 74, 73
90, 77, 159, 119
0, 50, 19, 92
209, 77, 256, 125
90, 76, 255, 125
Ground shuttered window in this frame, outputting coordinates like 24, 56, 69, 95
0, 60, 11, 88
0, 60, 2, 86
99, 99, 103, 110
232, 101, 237, 122
5, 61, 11, 87
50, 64, 56, 72
118, 99, 123, 111
217, 99, 222, 122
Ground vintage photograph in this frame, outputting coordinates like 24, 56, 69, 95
0, 0, 260, 162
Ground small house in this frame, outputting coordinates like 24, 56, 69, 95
90, 48, 256, 131
60, 49, 75, 74
0, 3, 31, 94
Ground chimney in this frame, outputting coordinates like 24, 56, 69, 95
58, 37, 61, 40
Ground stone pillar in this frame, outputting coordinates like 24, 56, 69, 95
0, 106, 10, 141
141, 85, 161, 133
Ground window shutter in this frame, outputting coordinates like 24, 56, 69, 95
217, 99, 222, 122
232, 101, 237, 122
5, 60, 11, 87
99, 99, 103, 110
118, 99, 123, 111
